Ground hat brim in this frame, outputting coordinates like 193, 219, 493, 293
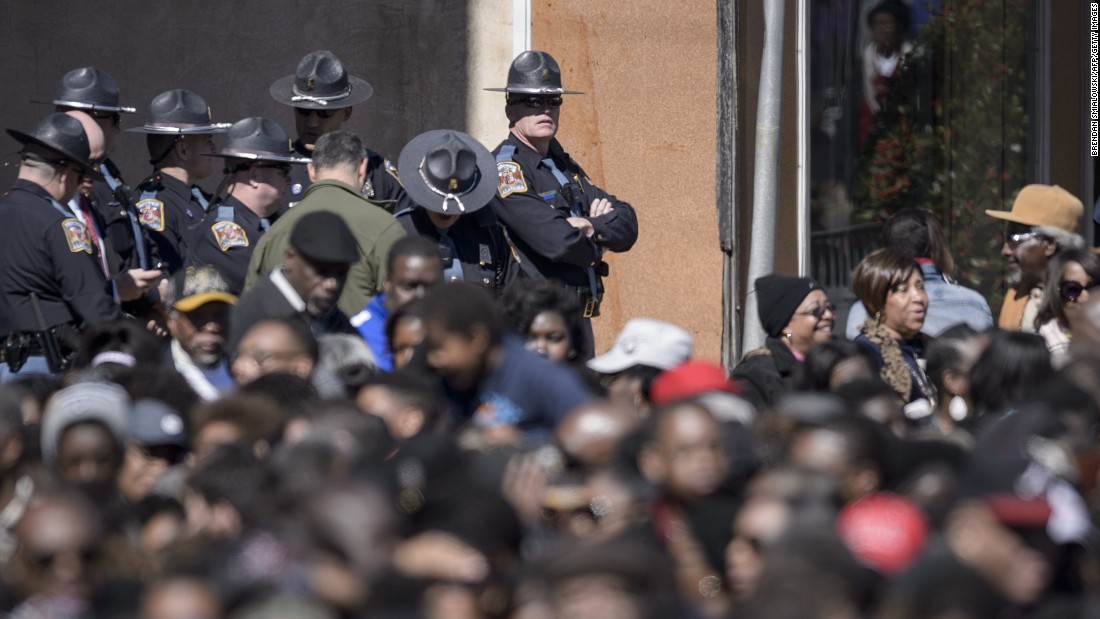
41, 98, 138, 114
269, 74, 374, 109
484, 86, 585, 94
586, 349, 637, 375
173, 291, 237, 313
984, 209, 1039, 227
6, 128, 102, 179
204, 149, 311, 165
398, 129, 498, 215
126, 123, 232, 135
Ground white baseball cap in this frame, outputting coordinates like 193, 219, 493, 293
587, 318, 693, 374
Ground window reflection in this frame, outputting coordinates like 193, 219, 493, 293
810, 0, 1031, 313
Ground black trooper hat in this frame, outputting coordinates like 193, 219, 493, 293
43, 67, 136, 113
484, 50, 584, 95
126, 89, 231, 135
7, 113, 101, 177
290, 211, 360, 265
204, 117, 310, 164
269, 50, 373, 110
397, 129, 497, 215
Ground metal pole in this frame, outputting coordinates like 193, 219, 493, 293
742, 0, 786, 354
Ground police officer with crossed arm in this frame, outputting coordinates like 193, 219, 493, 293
129, 89, 231, 274
488, 51, 638, 351
0, 114, 120, 380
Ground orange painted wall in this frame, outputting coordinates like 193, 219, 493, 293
532, 1, 724, 360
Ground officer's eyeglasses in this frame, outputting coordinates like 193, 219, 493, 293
295, 107, 337, 119
1006, 231, 1041, 248
510, 96, 564, 109
1060, 279, 1100, 303
796, 304, 836, 320
88, 110, 121, 126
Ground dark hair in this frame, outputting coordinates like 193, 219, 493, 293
924, 324, 981, 396
237, 372, 319, 423
237, 318, 319, 364
76, 319, 166, 372
851, 248, 921, 317
794, 340, 875, 392
133, 495, 186, 526
968, 330, 1054, 418
386, 236, 444, 274
421, 282, 504, 345
384, 298, 425, 347
814, 415, 889, 480
190, 394, 284, 447
311, 130, 367, 170
882, 208, 954, 274
361, 370, 443, 432
1034, 247, 1100, 330
867, 0, 911, 34
186, 443, 267, 526
499, 279, 585, 358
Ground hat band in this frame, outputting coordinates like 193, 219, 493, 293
418, 161, 481, 213
145, 122, 231, 131
291, 84, 352, 106
53, 99, 138, 113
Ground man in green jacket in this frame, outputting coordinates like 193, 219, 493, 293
244, 131, 406, 318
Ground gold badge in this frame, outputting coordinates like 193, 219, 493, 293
61, 218, 92, 254
136, 198, 166, 232
385, 159, 402, 184
212, 221, 249, 252
496, 162, 527, 198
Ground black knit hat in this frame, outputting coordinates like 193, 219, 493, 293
290, 211, 360, 265
755, 274, 823, 338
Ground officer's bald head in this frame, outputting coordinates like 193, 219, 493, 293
65, 111, 105, 164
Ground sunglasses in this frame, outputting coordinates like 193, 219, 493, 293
295, 107, 337, 119
87, 110, 121, 126
1060, 279, 1100, 303
510, 96, 564, 109
796, 304, 837, 320
253, 163, 292, 176
1006, 231, 1041, 248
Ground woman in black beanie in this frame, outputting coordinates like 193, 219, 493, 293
732, 274, 836, 411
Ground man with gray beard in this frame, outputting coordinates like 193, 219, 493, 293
165, 266, 237, 401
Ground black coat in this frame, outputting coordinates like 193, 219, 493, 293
730, 337, 800, 412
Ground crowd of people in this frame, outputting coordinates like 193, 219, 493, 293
0, 44, 1099, 619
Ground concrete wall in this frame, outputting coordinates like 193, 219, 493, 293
0, 0, 475, 191
532, 1, 724, 361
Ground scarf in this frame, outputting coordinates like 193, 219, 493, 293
859, 317, 912, 402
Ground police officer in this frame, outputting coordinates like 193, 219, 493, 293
395, 129, 516, 293
48, 67, 166, 321
487, 51, 638, 331
128, 89, 231, 273
0, 114, 120, 379
187, 117, 308, 295
269, 49, 411, 213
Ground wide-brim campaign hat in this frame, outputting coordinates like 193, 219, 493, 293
126, 89, 231, 135
985, 184, 1083, 235
398, 129, 497, 215
204, 117, 310, 164
38, 67, 136, 114
7, 113, 101, 178
484, 50, 584, 95
270, 50, 373, 110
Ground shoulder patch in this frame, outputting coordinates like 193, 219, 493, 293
61, 218, 93, 254
135, 198, 166, 232
496, 161, 527, 198
384, 159, 402, 184
211, 221, 249, 252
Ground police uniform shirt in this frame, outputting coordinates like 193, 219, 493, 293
281, 139, 413, 215
0, 180, 120, 333
490, 134, 638, 290
186, 195, 266, 295
133, 172, 211, 273
88, 157, 161, 272
395, 207, 517, 292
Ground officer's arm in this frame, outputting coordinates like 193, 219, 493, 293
491, 190, 601, 267
585, 187, 639, 253
371, 161, 413, 215
48, 225, 121, 327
